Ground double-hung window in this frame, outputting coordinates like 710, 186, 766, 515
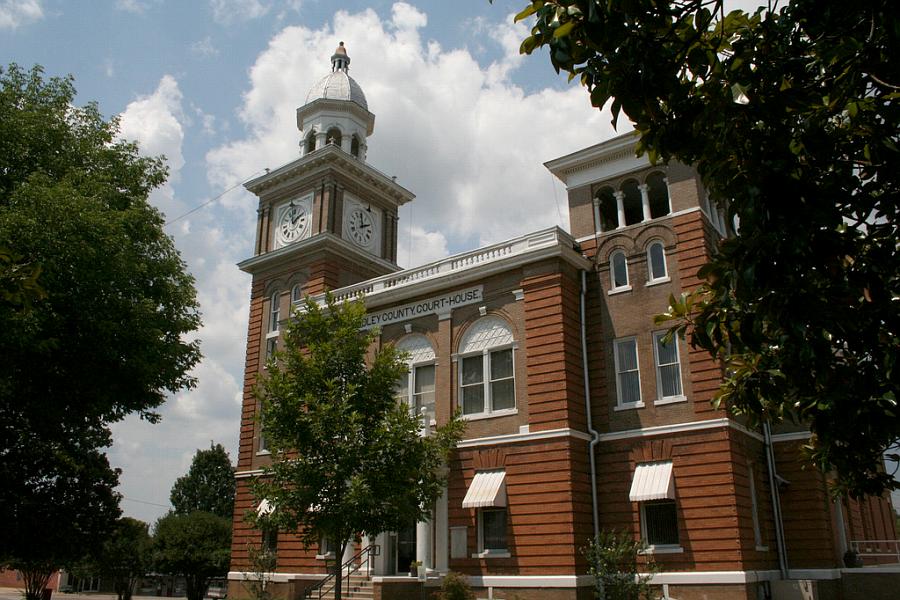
458, 317, 516, 417
610, 251, 630, 292
394, 335, 436, 425
269, 292, 280, 332
647, 242, 668, 283
479, 508, 508, 553
653, 331, 684, 403
614, 337, 642, 408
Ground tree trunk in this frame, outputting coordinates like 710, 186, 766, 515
333, 541, 344, 600
185, 574, 209, 600
20, 565, 52, 600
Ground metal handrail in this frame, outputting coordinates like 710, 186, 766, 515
850, 539, 900, 563
303, 544, 380, 600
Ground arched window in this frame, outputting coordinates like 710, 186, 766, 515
458, 317, 515, 416
646, 172, 670, 219
291, 283, 303, 304
394, 335, 436, 425
610, 251, 629, 290
647, 242, 668, 282
620, 179, 643, 226
350, 135, 360, 158
305, 132, 316, 155
269, 292, 280, 332
595, 186, 618, 232
326, 127, 342, 147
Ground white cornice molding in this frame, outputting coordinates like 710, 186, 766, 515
457, 427, 592, 448
237, 231, 399, 275
234, 469, 264, 479
596, 418, 765, 443
544, 131, 641, 185
321, 227, 591, 310
770, 430, 812, 443
574, 207, 702, 245
245, 145, 413, 206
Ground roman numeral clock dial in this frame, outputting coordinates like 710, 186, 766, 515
348, 208, 375, 248
277, 202, 309, 246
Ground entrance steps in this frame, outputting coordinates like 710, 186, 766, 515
316, 573, 373, 600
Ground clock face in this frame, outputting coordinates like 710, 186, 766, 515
347, 208, 375, 247
278, 202, 310, 245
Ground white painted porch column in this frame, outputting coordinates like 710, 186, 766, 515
435, 486, 449, 572
371, 532, 389, 575
639, 183, 652, 221
614, 191, 626, 229
416, 517, 432, 571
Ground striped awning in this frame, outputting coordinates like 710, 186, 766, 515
462, 470, 507, 508
629, 461, 675, 502
257, 498, 275, 517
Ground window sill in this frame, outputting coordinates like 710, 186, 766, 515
608, 285, 632, 296
646, 277, 671, 287
255, 450, 271, 456
640, 545, 684, 555
266, 331, 279, 339
655, 395, 687, 406
614, 401, 645, 412
316, 552, 336, 560
472, 550, 510, 559
462, 408, 517, 421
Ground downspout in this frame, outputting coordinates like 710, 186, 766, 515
763, 421, 789, 578
581, 269, 601, 540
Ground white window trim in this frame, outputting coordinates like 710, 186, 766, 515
652, 331, 685, 404
639, 501, 682, 552
459, 344, 516, 419
397, 359, 437, 427
269, 292, 280, 333
613, 337, 643, 409
609, 251, 630, 293
646, 241, 669, 284
473, 508, 509, 558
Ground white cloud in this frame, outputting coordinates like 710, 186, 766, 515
207, 3, 618, 264
114, 0, 147, 13
190, 35, 219, 58
0, 0, 43, 29
210, 0, 270, 25
109, 75, 250, 524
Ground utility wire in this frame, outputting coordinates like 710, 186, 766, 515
164, 168, 267, 227
120, 495, 172, 509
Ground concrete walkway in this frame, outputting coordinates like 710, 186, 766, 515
0, 591, 176, 600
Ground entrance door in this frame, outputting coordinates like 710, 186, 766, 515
396, 521, 417, 574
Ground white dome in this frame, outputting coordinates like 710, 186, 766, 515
305, 70, 368, 111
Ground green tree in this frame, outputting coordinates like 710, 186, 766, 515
171, 443, 236, 519
252, 294, 465, 600
0, 64, 201, 598
152, 511, 232, 600
584, 531, 657, 600
79, 517, 152, 600
513, 0, 899, 496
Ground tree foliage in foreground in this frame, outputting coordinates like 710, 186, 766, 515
78, 517, 152, 600
153, 511, 232, 600
0, 63, 202, 591
514, 0, 899, 496
171, 443, 236, 520
252, 294, 465, 600
584, 530, 657, 600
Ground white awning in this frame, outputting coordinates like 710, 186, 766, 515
629, 461, 675, 502
257, 498, 275, 517
462, 470, 507, 508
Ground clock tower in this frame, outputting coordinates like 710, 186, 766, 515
238, 41, 413, 295
234, 43, 414, 473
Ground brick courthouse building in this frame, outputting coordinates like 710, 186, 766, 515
228, 45, 897, 600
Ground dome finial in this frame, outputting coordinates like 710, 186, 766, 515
331, 41, 350, 72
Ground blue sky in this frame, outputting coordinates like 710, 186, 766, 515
9, 0, 875, 527
4, 0, 621, 524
